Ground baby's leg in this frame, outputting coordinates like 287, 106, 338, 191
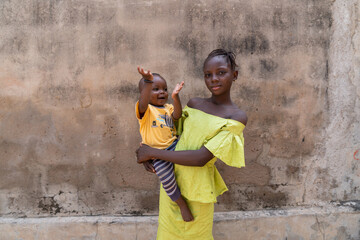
153, 160, 180, 201
153, 160, 193, 222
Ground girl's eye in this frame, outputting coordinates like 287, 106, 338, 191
204, 73, 211, 78
219, 71, 225, 75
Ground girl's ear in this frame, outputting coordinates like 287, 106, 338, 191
233, 70, 238, 81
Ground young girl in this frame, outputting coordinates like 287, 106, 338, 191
136, 49, 247, 239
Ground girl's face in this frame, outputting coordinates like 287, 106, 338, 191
203, 56, 238, 96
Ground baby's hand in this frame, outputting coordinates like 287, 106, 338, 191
137, 66, 153, 81
172, 81, 184, 99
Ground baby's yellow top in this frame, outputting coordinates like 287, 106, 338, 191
174, 106, 246, 203
135, 101, 177, 149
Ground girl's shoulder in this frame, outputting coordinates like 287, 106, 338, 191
186, 97, 206, 109
229, 106, 248, 126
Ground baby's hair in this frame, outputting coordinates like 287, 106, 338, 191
203, 49, 238, 71
138, 73, 165, 92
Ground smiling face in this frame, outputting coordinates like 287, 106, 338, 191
149, 75, 168, 106
203, 55, 238, 96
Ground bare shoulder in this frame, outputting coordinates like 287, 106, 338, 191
187, 97, 205, 108
230, 107, 248, 126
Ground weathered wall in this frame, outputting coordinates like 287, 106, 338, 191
1, 202, 359, 240
0, 0, 359, 218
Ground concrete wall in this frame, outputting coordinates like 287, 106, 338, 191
0, 0, 359, 220
1, 202, 359, 240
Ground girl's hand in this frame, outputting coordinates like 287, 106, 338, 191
137, 66, 153, 81
136, 144, 155, 163
172, 81, 184, 99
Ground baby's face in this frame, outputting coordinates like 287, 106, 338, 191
149, 76, 168, 106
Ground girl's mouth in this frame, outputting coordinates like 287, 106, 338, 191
211, 86, 221, 90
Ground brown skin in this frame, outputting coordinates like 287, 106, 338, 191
137, 67, 193, 221
136, 56, 247, 167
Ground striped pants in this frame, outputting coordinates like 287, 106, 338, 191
153, 139, 181, 202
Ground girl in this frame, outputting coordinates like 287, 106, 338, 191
136, 49, 247, 240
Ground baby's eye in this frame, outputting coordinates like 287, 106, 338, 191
164, 88, 167, 91
153, 88, 158, 91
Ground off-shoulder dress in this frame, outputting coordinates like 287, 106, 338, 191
157, 106, 246, 240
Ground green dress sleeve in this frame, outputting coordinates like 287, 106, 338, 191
204, 124, 245, 168
174, 110, 188, 136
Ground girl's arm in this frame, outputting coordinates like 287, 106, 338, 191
136, 144, 214, 167
171, 81, 184, 120
137, 67, 153, 116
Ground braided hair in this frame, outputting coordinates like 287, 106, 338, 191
203, 49, 238, 71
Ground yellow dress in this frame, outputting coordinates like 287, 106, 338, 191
157, 106, 245, 240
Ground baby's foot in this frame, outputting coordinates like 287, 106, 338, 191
175, 196, 194, 222
180, 204, 194, 222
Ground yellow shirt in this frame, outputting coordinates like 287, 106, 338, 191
135, 101, 177, 149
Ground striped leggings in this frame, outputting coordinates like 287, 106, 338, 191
152, 139, 181, 202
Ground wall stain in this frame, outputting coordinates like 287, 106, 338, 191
307, 7, 332, 29
286, 165, 300, 179
218, 32, 270, 55
38, 196, 62, 214
80, 92, 92, 108
138, 192, 159, 212
244, 187, 288, 209
0, 32, 28, 55
106, 83, 138, 100
236, 86, 261, 102
260, 59, 278, 73
37, 84, 85, 104
175, 31, 207, 77
273, 8, 299, 30
96, 26, 143, 67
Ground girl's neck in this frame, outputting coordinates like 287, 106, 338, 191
209, 94, 232, 106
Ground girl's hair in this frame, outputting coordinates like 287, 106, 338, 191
203, 49, 238, 71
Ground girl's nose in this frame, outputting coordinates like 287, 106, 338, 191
211, 75, 219, 82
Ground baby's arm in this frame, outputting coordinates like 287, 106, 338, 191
137, 66, 153, 117
171, 81, 184, 120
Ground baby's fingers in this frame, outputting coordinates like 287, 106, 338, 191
143, 162, 156, 173
137, 66, 152, 77
178, 81, 184, 90
137, 66, 144, 74
174, 82, 184, 92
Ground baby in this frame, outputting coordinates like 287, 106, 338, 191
135, 67, 193, 222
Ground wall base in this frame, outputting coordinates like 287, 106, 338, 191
1, 202, 359, 240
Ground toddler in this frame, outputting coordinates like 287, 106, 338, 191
135, 67, 193, 222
